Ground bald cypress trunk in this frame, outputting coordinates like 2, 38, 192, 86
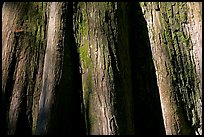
1, 2, 202, 135
73, 2, 135, 135
35, 2, 84, 135
2, 2, 84, 135
2, 2, 47, 135
140, 2, 202, 135
128, 2, 165, 135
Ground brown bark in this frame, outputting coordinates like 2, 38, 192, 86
128, 2, 165, 134
2, 2, 202, 135
36, 2, 84, 135
2, 2, 47, 135
73, 2, 135, 135
140, 2, 202, 135
35, 2, 64, 134
2, 2, 84, 135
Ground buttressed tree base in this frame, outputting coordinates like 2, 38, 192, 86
1, 2, 202, 135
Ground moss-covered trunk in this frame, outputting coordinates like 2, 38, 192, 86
2, 2, 202, 135
73, 2, 135, 135
2, 2, 47, 135
140, 2, 202, 135
2, 2, 84, 135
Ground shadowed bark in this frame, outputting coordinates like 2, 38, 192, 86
2, 2, 47, 135
128, 2, 165, 135
73, 2, 135, 135
36, 2, 85, 135
140, 2, 202, 135
1, 2, 202, 135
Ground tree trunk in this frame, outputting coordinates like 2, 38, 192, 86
35, 2, 66, 134
36, 2, 84, 135
73, 2, 134, 135
2, 2, 47, 135
1, 2, 202, 135
128, 2, 165, 135
2, 2, 84, 135
140, 2, 202, 135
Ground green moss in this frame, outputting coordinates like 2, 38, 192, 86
165, 61, 171, 76
16, 2, 46, 51
14, 3, 46, 133
83, 72, 92, 105
89, 112, 97, 125
79, 11, 88, 36
105, 2, 112, 7
183, 35, 190, 45
163, 28, 174, 45
180, 12, 187, 23
177, 30, 190, 47
160, 2, 190, 48
179, 3, 187, 23
79, 40, 92, 69
165, 3, 172, 18
78, 3, 93, 69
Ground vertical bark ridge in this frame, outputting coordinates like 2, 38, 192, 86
140, 2, 202, 135
128, 2, 165, 135
36, 2, 65, 134
73, 2, 135, 135
2, 2, 47, 135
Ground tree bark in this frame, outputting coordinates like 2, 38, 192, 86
128, 2, 165, 135
35, 2, 84, 135
140, 2, 202, 135
2, 2, 47, 135
2, 2, 84, 135
35, 2, 65, 134
1, 2, 202, 135
73, 2, 135, 135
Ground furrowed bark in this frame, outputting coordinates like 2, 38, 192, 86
35, 2, 65, 134
35, 2, 84, 135
140, 2, 202, 135
73, 2, 135, 135
2, 2, 202, 135
2, 2, 47, 135
129, 2, 165, 135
